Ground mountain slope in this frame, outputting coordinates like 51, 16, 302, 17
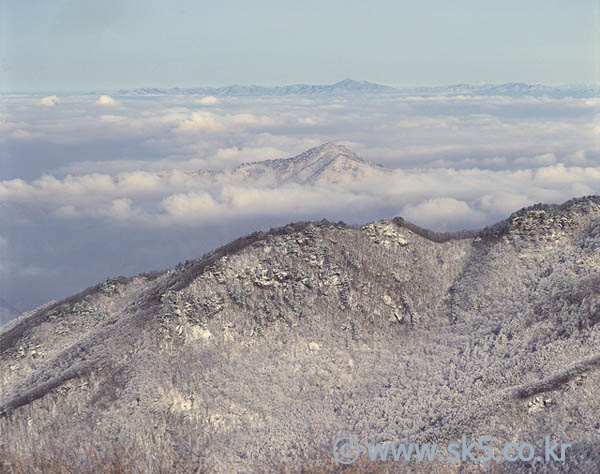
1, 197, 600, 472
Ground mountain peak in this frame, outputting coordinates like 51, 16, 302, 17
296, 142, 359, 160
333, 78, 365, 86
330, 79, 395, 93
233, 143, 389, 185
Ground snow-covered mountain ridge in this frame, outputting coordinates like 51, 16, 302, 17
117, 80, 600, 98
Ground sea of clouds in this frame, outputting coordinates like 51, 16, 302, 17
1, 91, 599, 316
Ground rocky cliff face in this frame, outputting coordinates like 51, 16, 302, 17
1, 196, 599, 472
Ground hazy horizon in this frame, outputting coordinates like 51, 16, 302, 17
2, 1, 599, 92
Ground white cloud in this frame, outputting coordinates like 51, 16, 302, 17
534, 164, 600, 186
109, 198, 133, 220
197, 96, 220, 105
514, 153, 556, 167
298, 117, 318, 125
96, 95, 117, 105
171, 111, 279, 135
229, 113, 273, 126
175, 111, 225, 133
160, 192, 221, 219
567, 150, 588, 165
400, 198, 486, 231
479, 193, 532, 216
55, 205, 79, 218
116, 171, 163, 194
40, 96, 60, 106
100, 114, 126, 123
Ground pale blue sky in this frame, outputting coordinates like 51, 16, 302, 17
2, 0, 599, 92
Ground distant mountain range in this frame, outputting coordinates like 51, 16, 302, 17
118, 79, 600, 98
407, 82, 600, 99
119, 79, 395, 97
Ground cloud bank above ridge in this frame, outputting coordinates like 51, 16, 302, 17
2, 92, 599, 228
